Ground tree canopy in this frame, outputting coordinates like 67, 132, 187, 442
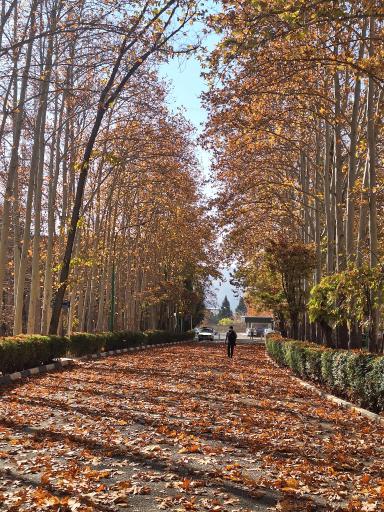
0, 0, 217, 336
204, 0, 384, 351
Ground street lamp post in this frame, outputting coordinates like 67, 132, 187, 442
109, 261, 116, 332
109, 233, 117, 332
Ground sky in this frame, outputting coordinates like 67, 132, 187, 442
158, 24, 239, 312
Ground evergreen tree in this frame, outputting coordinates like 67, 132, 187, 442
235, 296, 247, 315
218, 296, 233, 320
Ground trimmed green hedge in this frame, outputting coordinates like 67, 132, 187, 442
145, 330, 195, 344
105, 331, 146, 351
68, 332, 105, 357
0, 330, 194, 375
0, 335, 68, 374
266, 337, 384, 413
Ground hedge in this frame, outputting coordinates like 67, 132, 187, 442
0, 335, 68, 374
0, 329, 194, 375
68, 332, 106, 357
266, 336, 384, 414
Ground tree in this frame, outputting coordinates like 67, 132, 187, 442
309, 266, 384, 351
234, 261, 288, 338
235, 296, 247, 316
308, 275, 340, 348
265, 239, 316, 339
218, 317, 233, 326
217, 296, 233, 321
204, 0, 384, 351
0, 0, 218, 337
49, 0, 201, 334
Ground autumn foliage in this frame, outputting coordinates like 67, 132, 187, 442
0, 0, 217, 337
204, 1, 384, 351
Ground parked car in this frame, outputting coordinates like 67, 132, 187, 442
263, 328, 274, 337
198, 327, 215, 341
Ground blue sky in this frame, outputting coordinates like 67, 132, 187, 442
158, 27, 239, 311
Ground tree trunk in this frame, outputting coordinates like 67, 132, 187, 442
367, 15, 378, 353
346, 23, 366, 262
49, 104, 106, 334
320, 321, 333, 348
27, 16, 56, 333
314, 124, 322, 284
336, 324, 349, 349
290, 311, 299, 340
0, 0, 37, 317
349, 323, 362, 350
323, 122, 334, 274
356, 158, 369, 267
334, 62, 345, 272
41, 93, 64, 334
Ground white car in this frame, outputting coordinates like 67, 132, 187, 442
263, 328, 274, 337
198, 327, 215, 341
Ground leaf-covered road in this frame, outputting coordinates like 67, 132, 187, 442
0, 344, 383, 511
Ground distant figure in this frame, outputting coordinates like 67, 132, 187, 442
225, 325, 237, 358
250, 328, 254, 340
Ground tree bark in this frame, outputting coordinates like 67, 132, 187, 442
346, 23, 366, 262
334, 61, 345, 272
367, 15, 378, 353
41, 93, 64, 334
0, 0, 38, 318
323, 122, 334, 274
27, 10, 57, 333
356, 158, 369, 267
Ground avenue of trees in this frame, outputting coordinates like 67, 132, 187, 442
3, 0, 384, 347
204, 1, 384, 352
0, 0, 217, 336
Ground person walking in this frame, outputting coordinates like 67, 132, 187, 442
250, 328, 254, 340
225, 325, 237, 358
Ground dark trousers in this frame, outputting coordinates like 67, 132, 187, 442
227, 342, 235, 358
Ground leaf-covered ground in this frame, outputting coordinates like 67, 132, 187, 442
0, 343, 383, 511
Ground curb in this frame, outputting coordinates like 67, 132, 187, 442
267, 354, 384, 426
76, 339, 190, 362
0, 340, 192, 386
292, 376, 384, 425
0, 359, 73, 386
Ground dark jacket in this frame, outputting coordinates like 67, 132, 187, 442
226, 329, 237, 344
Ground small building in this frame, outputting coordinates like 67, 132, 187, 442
242, 312, 274, 331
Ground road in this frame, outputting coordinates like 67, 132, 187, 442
0, 343, 382, 511
210, 332, 263, 343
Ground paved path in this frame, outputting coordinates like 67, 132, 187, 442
0, 344, 383, 511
